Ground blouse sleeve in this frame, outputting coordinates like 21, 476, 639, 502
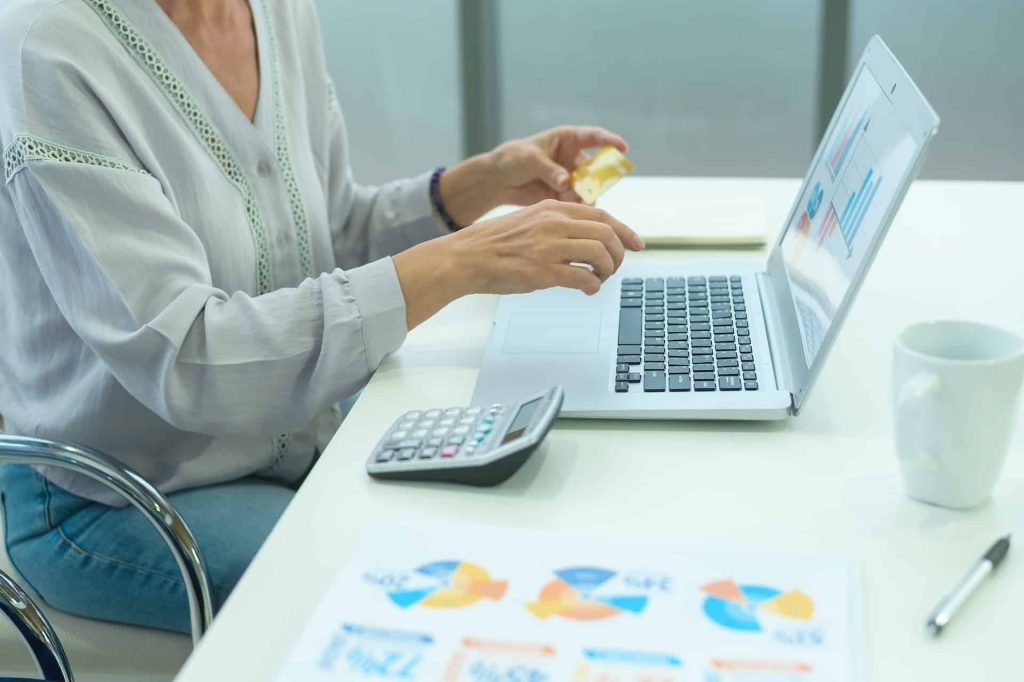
6, 149, 407, 437
320, 82, 447, 270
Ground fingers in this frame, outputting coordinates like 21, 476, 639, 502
563, 125, 628, 153
550, 237, 616, 281
522, 147, 572, 193
550, 202, 645, 251
548, 264, 602, 296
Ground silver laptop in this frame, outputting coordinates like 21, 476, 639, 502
472, 36, 939, 419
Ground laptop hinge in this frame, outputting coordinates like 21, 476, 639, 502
756, 272, 797, 414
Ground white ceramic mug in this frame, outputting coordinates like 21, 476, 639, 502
893, 320, 1024, 509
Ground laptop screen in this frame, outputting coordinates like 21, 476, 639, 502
779, 63, 921, 367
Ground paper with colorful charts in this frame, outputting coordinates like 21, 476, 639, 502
275, 525, 860, 681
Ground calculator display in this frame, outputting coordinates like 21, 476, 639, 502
501, 398, 542, 444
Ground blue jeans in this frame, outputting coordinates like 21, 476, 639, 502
0, 465, 293, 633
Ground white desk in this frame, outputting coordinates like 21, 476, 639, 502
176, 177, 1024, 681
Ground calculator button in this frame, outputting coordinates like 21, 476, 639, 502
477, 424, 492, 434
411, 429, 428, 438
397, 448, 417, 461
447, 435, 466, 445
431, 428, 448, 438
396, 439, 422, 449
427, 437, 443, 447
405, 411, 422, 419
418, 447, 438, 459
452, 427, 470, 437
389, 430, 408, 441
482, 417, 495, 426
473, 433, 487, 444
440, 419, 455, 427
425, 409, 442, 418
440, 445, 459, 458
375, 449, 396, 463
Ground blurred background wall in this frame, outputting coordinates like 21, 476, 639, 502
314, 0, 1023, 185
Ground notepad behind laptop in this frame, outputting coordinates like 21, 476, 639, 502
596, 194, 769, 246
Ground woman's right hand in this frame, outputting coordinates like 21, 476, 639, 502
392, 199, 644, 329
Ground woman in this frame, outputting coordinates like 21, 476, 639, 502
0, 0, 642, 633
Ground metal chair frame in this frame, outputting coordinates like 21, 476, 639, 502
0, 435, 215, 681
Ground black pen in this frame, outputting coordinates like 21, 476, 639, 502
926, 534, 1011, 636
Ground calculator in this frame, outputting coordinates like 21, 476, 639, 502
365, 386, 564, 486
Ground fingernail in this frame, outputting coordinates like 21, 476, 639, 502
633, 235, 646, 250
555, 172, 569, 188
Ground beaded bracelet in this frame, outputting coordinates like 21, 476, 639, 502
429, 166, 462, 232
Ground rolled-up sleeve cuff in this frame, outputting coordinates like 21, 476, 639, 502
345, 257, 408, 371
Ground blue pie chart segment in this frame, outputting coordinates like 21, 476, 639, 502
703, 585, 782, 632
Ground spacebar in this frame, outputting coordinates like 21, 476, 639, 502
618, 307, 642, 345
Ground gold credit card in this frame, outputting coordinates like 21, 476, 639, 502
570, 145, 636, 205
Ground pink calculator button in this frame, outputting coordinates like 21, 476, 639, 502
440, 445, 459, 458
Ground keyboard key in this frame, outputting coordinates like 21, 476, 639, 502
735, 312, 748, 320
668, 349, 689, 358
418, 447, 438, 459
743, 371, 757, 381
622, 299, 642, 308
667, 277, 687, 287
745, 381, 759, 390
737, 329, 751, 338
691, 331, 711, 340
669, 375, 692, 391
690, 315, 710, 323
617, 355, 642, 364
440, 445, 459, 458
729, 275, 741, 283
742, 362, 756, 371
616, 363, 629, 373
623, 277, 643, 284
692, 339, 712, 348
645, 354, 665, 362
628, 373, 642, 383
645, 277, 664, 291
397, 447, 417, 461
690, 323, 710, 332
615, 381, 629, 393
645, 322, 665, 330
718, 359, 738, 368
615, 372, 629, 381
667, 334, 688, 342
692, 347, 713, 355
375, 449, 396, 463
668, 341, 688, 349
694, 381, 717, 391
644, 314, 665, 322
690, 307, 709, 315
736, 320, 749, 328
645, 363, 666, 371
644, 330, 664, 338
667, 317, 687, 325
717, 368, 739, 376
712, 310, 732, 319
741, 354, 754, 362
668, 365, 691, 374
740, 344, 753, 353
693, 371, 716, 381
621, 290, 643, 298
668, 357, 690, 366
716, 351, 737, 360
717, 343, 737, 351
687, 276, 706, 285
715, 334, 735, 344
618, 345, 641, 355
619, 307, 642, 344
644, 371, 667, 392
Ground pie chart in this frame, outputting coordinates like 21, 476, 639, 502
527, 567, 648, 620
700, 579, 814, 632
387, 561, 507, 609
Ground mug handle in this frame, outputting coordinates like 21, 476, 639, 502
895, 372, 942, 469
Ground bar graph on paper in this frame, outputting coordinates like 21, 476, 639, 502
816, 111, 883, 257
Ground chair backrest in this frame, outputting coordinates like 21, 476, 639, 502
0, 569, 73, 682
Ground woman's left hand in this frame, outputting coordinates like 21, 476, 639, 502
439, 125, 629, 226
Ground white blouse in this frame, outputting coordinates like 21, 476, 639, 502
0, 0, 444, 504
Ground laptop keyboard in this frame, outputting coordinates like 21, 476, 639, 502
615, 276, 759, 393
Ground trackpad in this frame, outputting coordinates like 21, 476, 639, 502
502, 312, 602, 354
